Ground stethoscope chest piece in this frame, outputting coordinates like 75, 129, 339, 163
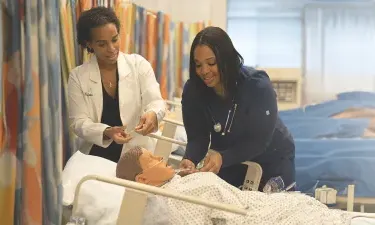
213, 122, 222, 133
211, 103, 238, 136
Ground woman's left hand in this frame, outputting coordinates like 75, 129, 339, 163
135, 111, 158, 135
200, 150, 223, 174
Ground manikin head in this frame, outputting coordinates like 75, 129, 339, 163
116, 147, 175, 186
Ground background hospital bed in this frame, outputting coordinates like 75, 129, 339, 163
279, 92, 375, 212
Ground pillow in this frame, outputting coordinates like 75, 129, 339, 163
63, 151, 171, 225
62, 151, 117, 205
74, 181, 170, 225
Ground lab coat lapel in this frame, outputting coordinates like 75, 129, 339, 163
87, 53, 132, 124
88, 55, 103, 122
117, 53, 132, 123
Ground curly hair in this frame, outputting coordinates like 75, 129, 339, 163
116, 146, 144, 181
76, 6, 120, 53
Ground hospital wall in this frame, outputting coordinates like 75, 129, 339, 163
128, 0, 227, 30
227, 0, 375, 106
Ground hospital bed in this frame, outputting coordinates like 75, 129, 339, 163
67, 173, 375, 225
71, 174, 248, 225
279, 94, 375, 212
64, 129, 373, 224
62, 131, 263, 224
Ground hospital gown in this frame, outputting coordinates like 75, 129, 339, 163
161, 172, 353, 225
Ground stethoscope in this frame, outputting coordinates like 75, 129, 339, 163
207, 98, 238, 136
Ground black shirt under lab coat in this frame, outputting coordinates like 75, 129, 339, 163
181, 67, 295, 188
89, 70, 124, 163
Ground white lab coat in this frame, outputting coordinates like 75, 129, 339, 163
68, 52, 166, 155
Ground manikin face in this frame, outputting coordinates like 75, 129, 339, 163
194, 45, 221, 90
87, 23, 120, 65
135, 149, 175, 186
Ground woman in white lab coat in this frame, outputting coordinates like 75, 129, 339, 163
68, 7, 166, 162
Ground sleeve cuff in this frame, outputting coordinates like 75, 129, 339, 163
98, 124, 113, 147
146, 109, 165, 129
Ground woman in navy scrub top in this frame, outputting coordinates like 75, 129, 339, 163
179, 26, 295, 190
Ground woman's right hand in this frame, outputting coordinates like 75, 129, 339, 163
179, 159, 198, 176
180, 159, 195, 170
104, 126, 132, 144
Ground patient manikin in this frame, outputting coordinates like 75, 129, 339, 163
117, 147, 353, 225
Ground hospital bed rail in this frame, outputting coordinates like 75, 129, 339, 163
165, 99, 181, 107
162, 117, 184, 127
72, 174, 248, 225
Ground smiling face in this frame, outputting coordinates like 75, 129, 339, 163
194, 45, 222, 92
87, 23, 120, 66
135, 149, 175, 186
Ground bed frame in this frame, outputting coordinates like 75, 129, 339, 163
63, 120, 263, 224
69, 174, 375, 225
72, 174, 248, 225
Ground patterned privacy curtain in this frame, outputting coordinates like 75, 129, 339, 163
0, 0, 63, 224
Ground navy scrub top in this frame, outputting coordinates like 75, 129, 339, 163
181, 67, 294, 168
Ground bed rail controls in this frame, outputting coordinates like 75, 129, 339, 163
241, 162, 262, 191
315, 185, 338, 205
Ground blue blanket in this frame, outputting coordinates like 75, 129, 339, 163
280, 99, 375, 118
295, 139, 375, 197
281, 117, 370, 139
279, 91, 375, 138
